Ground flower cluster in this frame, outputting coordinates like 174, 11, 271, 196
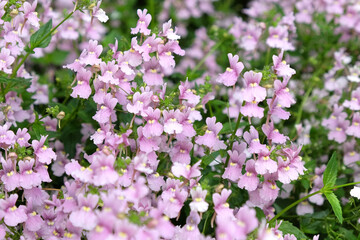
2, 0, 360, 239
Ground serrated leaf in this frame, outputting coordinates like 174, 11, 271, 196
278, 221, 308, 240
323, 152, 338, 188
325, 192, 343, 224
30, 19, 53, 49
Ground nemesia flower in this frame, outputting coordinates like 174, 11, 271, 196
242, 71, 266, 102
238, 159, 260, 192
15, 128, 31, 147
255, 149, 278, 175
272, 51, 296, 77
1, 158, 20, 191
32, 135, 57, 164
0, 194, 27, 226
243, 126, 267, 154
21, 0, 40, 28
79, 40, 103, 66
343, 87, 360, 110
163, 109, 183, 134
217, 53, 244, 87
171, 161, 201, 180
170, 140, 193, 164
71, 68, 92, 99
160, 19, 181, 40
91, 0, 109, 23
69, 194, 99, 231
195, 117, 226, 150
93, 93, 118, 124
18, 158, 41, 189
0, 124, 15, 149
131, 9, 152, 35
189, 186, 209, 212
327, 118, 350, 143
262, 122, 288, 144
0, 48, 15, 74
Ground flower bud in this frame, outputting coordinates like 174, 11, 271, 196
8, 152, 17, 160
92, 64, 100, 73
151, 95, 159, 103
10, 9, 18, 18
23, 156, 32, 161
57, 111, 65, 120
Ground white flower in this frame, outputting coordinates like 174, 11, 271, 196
350, 186, 360, 199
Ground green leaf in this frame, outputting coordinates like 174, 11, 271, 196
31, 120, 46, 140
201, 151, 221, 167
219, 121, 248, 135
325, 192, 343, 224
278, 221, 308, 240
0, 76, 31, 87
30, 19, 53, 49
323, 152, 338, 188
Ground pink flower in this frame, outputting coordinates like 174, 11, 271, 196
93, 93, 118, 124
240, 101, 264, 118
259, 174, 279, 202
171, 161, 201, 180
142, 57, 163, 86
243, 126, 267, 154
0, 48, 15, 74
272, 50, 296, 77
163, 109, 183, 134
242, 71, 266, 102
195, 117, 226, 150
32, 135, 56, 164
0, 194, 27, 226
255, 149, 278, 175
0, 124, 15, 149
137, 126, 161, 153
90, 153, 119, 186
212, 188, 232, 215
21, 0, 40, 28
98, 60, 119, 84
131, 9, 152, 35
277, 156, 299, 184
170, 140, 193, 164
71, 68, 92, 99
217, 53, 244, 87
223, 149, 246, 181
1, 158, 20, 191
15, 128, 30, 147
238, 159, 259, 192
18, 158, 41, 189
69, 194, 99, 230
189, 186, 208, 212
262, 122, 288, 144
79, 40, 103, 66
343, 87, 360, 110
159, 19, 181, 40
328, 118, 350, 143
143, 107, 163, 138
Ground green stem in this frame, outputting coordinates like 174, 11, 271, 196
268, 190, 322, 225
189, 39, 224, 79
290, 82, 314, 138
265, 48, 271, 66
11, 10, 76, 78
328, 181, 360, 190
269, 181, 360, 225
223, 111, 242, 171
